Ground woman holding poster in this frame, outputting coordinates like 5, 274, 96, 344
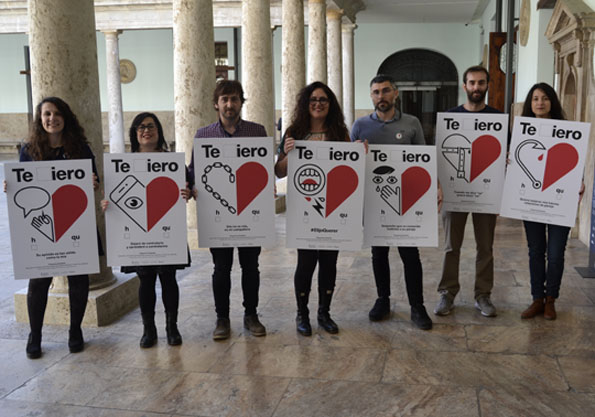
275, 82, 350, 336
102, 112, 190, 348
519, 84, 584, 321
18, 97, 99, 358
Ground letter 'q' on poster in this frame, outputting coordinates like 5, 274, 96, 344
4, 160, 99, 279
436, 112, 508, 214
194, 137, 275, 248
500, 116, 590, 227
286, 140, 366, 251
104, 153, 188, 267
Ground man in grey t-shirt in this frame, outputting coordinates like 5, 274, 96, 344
351, 74, 433, 330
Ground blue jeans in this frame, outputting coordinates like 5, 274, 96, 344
523, 221, 570, 300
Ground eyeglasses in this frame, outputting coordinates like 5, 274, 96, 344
309, 97, 329, 105
137, 124, 156, 132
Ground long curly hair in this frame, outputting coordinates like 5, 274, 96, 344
26, 97, 88, 161
129, 112, 168, 152
285, 82, 349, 143
521, 83, 565, 120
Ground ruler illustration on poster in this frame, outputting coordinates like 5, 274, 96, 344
194, 137, 275, 248
500, 116, 590, 227
436, 112, 508, 213
363, 144, 438, 247
4, 160, 99, 279
286, 141, 365, 250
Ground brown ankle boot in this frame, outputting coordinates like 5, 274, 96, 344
521, 299, 545, 319
544, 296, 556, 320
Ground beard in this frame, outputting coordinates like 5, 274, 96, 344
467, 89, 487, 104
374, 100, 394, 112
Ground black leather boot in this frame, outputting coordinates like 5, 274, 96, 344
140, 314, 157, 348
165, 311, 182, 346
295, 290, 312, 336
317, 288, 339, 334
26, 332, 42, 359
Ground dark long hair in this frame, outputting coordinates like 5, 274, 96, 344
129, 112, 168, 152
521, 83, 565, 120
285, 81, 349, 143
27, 97, 88, 161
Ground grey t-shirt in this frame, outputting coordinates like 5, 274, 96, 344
350, 110, 426, 145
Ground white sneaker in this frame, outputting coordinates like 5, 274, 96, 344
434, 294, 454, 316
475, 296, 497, 317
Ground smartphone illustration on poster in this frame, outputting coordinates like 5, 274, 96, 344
110, 175, 148, 232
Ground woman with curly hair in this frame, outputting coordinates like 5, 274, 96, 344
275, 82, 353, 336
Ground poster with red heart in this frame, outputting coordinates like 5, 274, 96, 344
286, 141, 366, 250
4, 160, 99, 279
104, 153, 188, 266
436, 112, 509, 214
194, 137, 275, 248
363, 145, 438, 247
500, 116, 590, 227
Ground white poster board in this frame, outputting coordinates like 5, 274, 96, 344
4, 160, 99, 279
500, 116, 591, 227
363, 145, 438, 247
194, 137, 275, 248
104, 153, 188, 267
286, 140, 366, 250
436, 112, 508, 213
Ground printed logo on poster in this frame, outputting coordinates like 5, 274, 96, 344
286, 141, 366, 250
436, 113, 508, 214
4, 160, 99, 279
364, 145, 438, 247
194, 137, 275, 248
500, 117, 591, 227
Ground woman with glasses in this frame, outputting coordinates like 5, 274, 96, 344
102, 112, 191, 347
275, 82, 352, 336
16, 97, 99, 359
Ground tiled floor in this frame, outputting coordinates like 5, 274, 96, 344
1, 160, 595, 416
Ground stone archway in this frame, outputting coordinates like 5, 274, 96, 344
562, 71, 577, 120
378, 49, 459, 144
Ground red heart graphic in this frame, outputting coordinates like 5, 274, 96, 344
146, 177, 179, 231
51, 185, 87, 242
236, 162, 268, 215
401, 166, 431, 215
326, 165, 358, 217
542, 143, 578, 191
470, 135, 501, 182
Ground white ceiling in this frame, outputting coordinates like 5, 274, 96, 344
356, 0, 484, 24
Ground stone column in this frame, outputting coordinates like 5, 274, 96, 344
17, 0, 139, 327
326, 8, 343, 106
307, 0, 327, 84
282, 0, 306, 134
342, 23, 356, 130
173, 0, 217, 248
104, 30, 125, 153
242, 0, 275, 136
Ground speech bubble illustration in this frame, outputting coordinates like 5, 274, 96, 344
14, 186, 51, 218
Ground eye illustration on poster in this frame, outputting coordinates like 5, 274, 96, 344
500, 117, 591, 227
436, 113, 508, 214
364, 145, 438, 247
4, 160, 99, 279
104, 153, 188, 267
194, 137, 275, 248
286, 141, 366, 251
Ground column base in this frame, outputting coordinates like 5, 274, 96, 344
14, 273, 140, 327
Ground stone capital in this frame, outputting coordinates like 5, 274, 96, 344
102, 29, 122, 37
309, 0, 326, 4
341, 23, 357, 33
326, 8, 343, 21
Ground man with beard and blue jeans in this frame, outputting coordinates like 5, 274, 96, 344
351, 74, 438, 330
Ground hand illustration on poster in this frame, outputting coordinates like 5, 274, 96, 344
294, 164, 358, 218
109, 175, 179, 232
441, 134, 501, 183
201, 161, 268, 215
372, 165, 431, 215
14, 184, 87, 242
515, 140, 579, 191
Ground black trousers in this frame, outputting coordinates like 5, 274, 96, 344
137, 266, 179, 317
294, 249, 339, 295
371, 246, 424, 306
27, 275, 89, 335
210, 247, 261, 318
